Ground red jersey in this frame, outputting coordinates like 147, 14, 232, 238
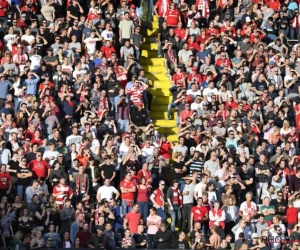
158, 141, 172, 160
174, 28, 186, 40
127, 86, 143, 104
215, 58, 231, 68
172, 72, 186, 87
180, 110, 194, 123
206, 28, 219, 36
120, 180, 136, 200
286, 207, 298, 224
266, 0, 280, 11
100, 45, 116, 59
151, 188, 164, 207
125, 212, 141, 234
136, 169, 152, 183
191, 205, 209, 222
187, 73, 203, 86
28, 160, 50, 179
0, 172, 10, 190
117, 72, 128, 88
165, 9, 180, 26
187, 41, 200, 53
220, 25, 236, 36
225, 101, 238, 109
0, 0, 8, 16
155, 0, 171, 17
53, 184, 73, 206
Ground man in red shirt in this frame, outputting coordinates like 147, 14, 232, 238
120, 171, 137, 216
0, 164, 11, 199
0, 0, 9, 27
190, 197, 209, 234
123, 203, 142, 234
165, 3, 180, 27
154, 0, 171, 29
179, 103, 194, 125
172, 67, 186, 88
100, 40, 116, 59
28, 152, 51, 179
53, 177, 73, 209
150, 180, 166, 221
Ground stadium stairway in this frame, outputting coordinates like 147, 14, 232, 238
141, 16, 178, 144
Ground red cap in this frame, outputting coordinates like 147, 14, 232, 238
130, 4, 136, 8
192, 66, 197, 71
137, 102, 143, 107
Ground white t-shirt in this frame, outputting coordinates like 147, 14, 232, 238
101, 30, 114, 41
194, 182, 206, 198
21, 35, 35, 53
239, 201, 257, 217
43, 150, 59, 166
84, 37, 101, 59
29, 54, 42, 71
187, 89, 201, 100
203, 88, 218, 102
73, 69, 87, 80
90, 139, 100, 157
66, 135, 83, 152
97, 185, 118, 201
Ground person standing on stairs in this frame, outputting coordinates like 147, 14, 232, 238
130, 26, 143, 62
158, 21, 170, 58
154, 0, 171, 31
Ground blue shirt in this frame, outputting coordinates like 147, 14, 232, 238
196, 50, 210, 61
22, 75, 40, 95
0, 80, 12, 99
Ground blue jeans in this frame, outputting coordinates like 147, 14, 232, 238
167, 102, 178, 118
169, 206, 181, 231
0, 17, 7, 28
157, 207, 166, 222
135, 49, 141, 62
137, 201, 149, 222
158, 41, 165, 56
290, 28, 299, 40
17, 185, 27, 200
118, 119, 129, 133
121, 200, 133, 217
267, 34, 277, 41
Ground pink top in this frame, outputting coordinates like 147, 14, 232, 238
137, 185, 148, 202
147, 215, 162, 235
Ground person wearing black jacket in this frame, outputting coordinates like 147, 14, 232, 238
174, 231, 190, 249
130, 103, 149, 127
153, 223, 176, 249
87, 226, 110, 249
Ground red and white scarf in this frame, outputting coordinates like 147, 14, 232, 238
76, 174, 87, 195
168, 49, 175, 63
172, 187, 183, 206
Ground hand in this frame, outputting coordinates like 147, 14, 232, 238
169, 206, 174, 210
159, 238, 163, 242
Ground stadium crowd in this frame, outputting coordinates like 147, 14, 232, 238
0, 0, 300, 249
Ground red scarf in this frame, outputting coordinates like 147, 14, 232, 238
172, 187, 183, 206
76, 174, 87, 195
94, 210, 104, 225
67, 101, 74, 107
168, 49, 175, 63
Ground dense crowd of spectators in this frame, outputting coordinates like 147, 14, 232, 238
0, 0, 300, 249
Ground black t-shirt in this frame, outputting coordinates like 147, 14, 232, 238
17, 167, 32, 185
101, 164, 116, 179
173, 161, 185, 180
240, 170, 252, 191
42, 213, 59, 228
8, 159, 18, 177
33, 42, 45, 57
133, 233, 146, 248
159, 27, 169, 42
67, 5, 80, 19
270, 199, 287, 215
174, 240, 190, 249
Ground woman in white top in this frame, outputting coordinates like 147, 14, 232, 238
280, 120, 291, 137
146, 207, 162, 249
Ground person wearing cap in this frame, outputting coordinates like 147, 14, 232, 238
187, 67, 203, 89
86, 223, 110, 249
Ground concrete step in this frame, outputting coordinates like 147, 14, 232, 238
152, 95, 172, 104
168, 134, 179, 142
141, 50, 159, 58
150, 111, 178, 119
140, 58, 165, 65
141, 29, 158, 37
143, 65, 165, 73
156, 126, 179, 134
150, 87, 170, 96
143, 43, 158, 50
154, 119, 176, 127
149, 80, 170, 88
153, 15, 158, 22
146, 73, 170, 81
141, 21, 159, 29
143, 37, 158, 44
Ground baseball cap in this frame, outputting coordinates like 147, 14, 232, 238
190, 147, 196, 151
251, 233, 258, 238
192, 66, 197, 71
130, 4, 136, 8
